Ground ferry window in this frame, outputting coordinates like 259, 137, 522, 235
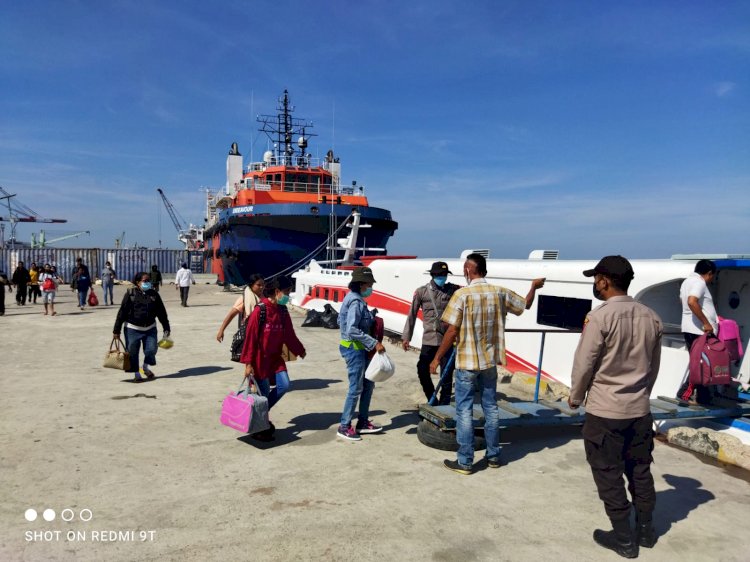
333, 290, 339, 303
537, 295, 592, 330
729, 291, 740, 309
324, 289, 330, 301
274, 173, 281, 184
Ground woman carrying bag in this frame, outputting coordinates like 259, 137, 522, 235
337, 266, 386, 441
240, 276, 306, 439
216, 274, 265, 344
113, 272, 170, 382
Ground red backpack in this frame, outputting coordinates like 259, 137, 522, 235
688, 333, 732, 386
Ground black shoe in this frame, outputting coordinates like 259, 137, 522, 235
443, 459, 473, 475
486, 457, 504, 468
593, 529, 638, 559
636, 521, 657, 548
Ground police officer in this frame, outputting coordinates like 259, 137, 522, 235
569, 256, 662, 558
402, 261, 460, 404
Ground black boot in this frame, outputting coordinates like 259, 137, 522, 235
636, 512, 657, 548
593, 517, 639, 559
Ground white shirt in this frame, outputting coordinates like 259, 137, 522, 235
174, 268, 194, 287
680, 272, 717, 335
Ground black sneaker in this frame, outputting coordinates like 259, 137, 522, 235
486, 457, 503, 468
443, 459, 473, 475
593, 529, 638, 559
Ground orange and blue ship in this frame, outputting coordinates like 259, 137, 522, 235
203, 90, 398, 285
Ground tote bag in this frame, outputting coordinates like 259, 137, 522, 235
103, 337, 131, 371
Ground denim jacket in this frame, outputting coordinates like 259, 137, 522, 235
338, 291, 377, 351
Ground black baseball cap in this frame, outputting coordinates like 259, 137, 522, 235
428, 261, 452, 276
583, 255, 634, 281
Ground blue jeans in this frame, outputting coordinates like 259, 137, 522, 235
454, 367, 501, 467
339, 345, 374, 428
256, 371, 290, 409
77, 288, 88, 307
103, 282, 114, 305
124, 327, 158, 374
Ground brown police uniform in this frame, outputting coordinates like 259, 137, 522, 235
571, 295, 663, 523
403, 275, 459, 404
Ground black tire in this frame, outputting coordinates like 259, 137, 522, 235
417, 419, 486, 452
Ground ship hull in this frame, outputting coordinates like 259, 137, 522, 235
206, 203, 397, 283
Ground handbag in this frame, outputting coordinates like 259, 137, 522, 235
88, 289, 99, 306
42, 277, 55, 292
230, 318, 248, 362
220, 377, 270, 434
281, 343, 297, 362
365, 351, 396, 382
103, 337, 131, 371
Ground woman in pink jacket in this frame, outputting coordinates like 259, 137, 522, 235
240, 276, 306, 439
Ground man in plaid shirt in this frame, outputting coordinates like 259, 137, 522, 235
430, 253, 545, 474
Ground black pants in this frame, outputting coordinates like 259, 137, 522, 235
28, 285, 40, 303
0, 286, 5, 314
16, 285, 27, 305
583, 413, 656, 522
677, 333, 712, 403
179, 286, 190, 306
417, 344, 454, 404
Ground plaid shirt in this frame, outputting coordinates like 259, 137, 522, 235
441, 278, 526, 370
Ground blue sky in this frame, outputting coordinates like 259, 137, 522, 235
1, 1, 748, 259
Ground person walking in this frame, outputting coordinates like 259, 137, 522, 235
336, 266, 386, 441
402, 261, 460, 404
430, 253, 544, 474
27, 263, 41, 304
216, 274, 264, 343
678, 259, 718, 404
100, 261, 117, 305
113, 272, 171, 382
38, 264, 63, 316
568, 256, 662, 558
174, 262, 195, 306
12, 261, 31, 306
73, 260, 91, 310
239, 276, 306, 440
0, 268, 12, 315
150, 264, 163, 292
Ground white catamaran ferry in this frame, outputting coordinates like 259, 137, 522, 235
292, 249, 750, 402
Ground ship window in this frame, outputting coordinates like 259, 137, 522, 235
333, 290, 339, 303
324, 289, 330, 301
536, 295, 591, 330
274, 173, 281, 184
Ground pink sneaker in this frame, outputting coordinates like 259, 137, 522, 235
356, 420, 383, 434
337, 425, 361, 441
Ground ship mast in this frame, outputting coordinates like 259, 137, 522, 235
257, 90, 317, 167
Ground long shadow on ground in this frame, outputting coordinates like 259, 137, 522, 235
291, 378, 341, 391
652, 474, 715, 540
160, 365, 233, 379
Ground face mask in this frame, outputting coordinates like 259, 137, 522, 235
592, 280, 604, 301
433, 276, 447, 288
276, 294, 290, 306
361, 287, 373, 298
141, 282, 153, 291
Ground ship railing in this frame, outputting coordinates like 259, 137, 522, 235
246, 155, 324, 170
244, 181, 366, 197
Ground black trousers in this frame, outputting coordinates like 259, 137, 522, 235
28, 285, 40, 303
416, 344, 454, 404
179, 286, 189, 306
16, 285, 27, 305
583, 413, 656, 521
0, 286, 5, 314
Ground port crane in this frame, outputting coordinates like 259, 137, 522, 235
157, 188, 203, 250
31, 230, 90, 248
0, 186, 67, 249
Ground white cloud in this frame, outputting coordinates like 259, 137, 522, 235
714, 81, 736, 98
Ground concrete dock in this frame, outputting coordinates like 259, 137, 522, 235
1, 283, 748, 562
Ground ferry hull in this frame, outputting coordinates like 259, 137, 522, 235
209, 204, 397, 283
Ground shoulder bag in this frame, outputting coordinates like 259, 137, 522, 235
103, 337, 131, 371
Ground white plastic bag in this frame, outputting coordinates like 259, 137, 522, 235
365, 351, 396, 382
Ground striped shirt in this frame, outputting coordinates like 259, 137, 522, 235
441, 278, 526, 370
